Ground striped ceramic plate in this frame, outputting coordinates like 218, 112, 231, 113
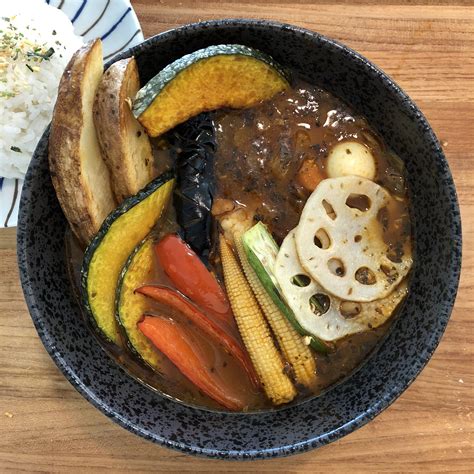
0, 0, 144, 228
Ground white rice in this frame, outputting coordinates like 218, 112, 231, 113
0, 0, 83, 178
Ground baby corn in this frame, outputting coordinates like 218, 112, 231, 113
234, 234, 317, 389
219, 235, 296, 405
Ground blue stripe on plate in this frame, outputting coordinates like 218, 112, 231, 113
79, 0, 110, 36
101, 7, 131, 40
71, 0, 87, 24
0, 177, 3, 191
3, 179, 19, 228
104, 28, 141, 60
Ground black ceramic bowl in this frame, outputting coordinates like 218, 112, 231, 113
17, 19, 461, 459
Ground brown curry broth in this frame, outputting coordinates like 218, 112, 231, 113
66, 80, 409, 412
214, 80, 410, 251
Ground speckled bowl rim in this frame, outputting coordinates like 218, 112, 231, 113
17, 19, 462, 459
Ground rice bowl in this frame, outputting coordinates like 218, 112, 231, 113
0, 0, 82, 179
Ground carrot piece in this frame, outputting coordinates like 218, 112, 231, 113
297, 159, 326, 192
138, 315, 247, 411
155, 234, 235, 328
136, 285, 260, 388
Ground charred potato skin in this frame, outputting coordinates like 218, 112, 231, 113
94, 58, 154, 203
49, 39, 116, 244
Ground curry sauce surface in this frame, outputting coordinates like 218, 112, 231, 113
214, 81, 410, 249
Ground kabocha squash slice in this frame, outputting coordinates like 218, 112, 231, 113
81, 171, 175, 344
115, 239, 166, 370
133, 44, 289, 137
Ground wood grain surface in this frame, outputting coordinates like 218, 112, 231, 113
1, 1, 473, 472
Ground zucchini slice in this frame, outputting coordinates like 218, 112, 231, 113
81, 172, 175, 344
133, 44, 289, 137
242, 223, 331, 353
116, 239, 164, 370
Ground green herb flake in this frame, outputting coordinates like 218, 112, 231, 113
27, 46, 55, 60
0, 91, 15, 98
10, 146, 22, 153
52, 30, 57, 35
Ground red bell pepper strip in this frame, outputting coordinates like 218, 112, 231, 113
138, 315, 247, 411
135, 285, 260, 388
154, 234, 235, 329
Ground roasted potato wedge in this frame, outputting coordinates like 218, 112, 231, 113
94, 57, 155, 202
49, 39, 116, 244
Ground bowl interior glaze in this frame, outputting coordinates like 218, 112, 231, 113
17, 19, 461, 459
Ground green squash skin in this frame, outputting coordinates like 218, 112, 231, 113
80, 170, 175, 344
133, 44, 290, 118
242, 234, 332, 354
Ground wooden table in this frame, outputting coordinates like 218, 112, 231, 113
1, 1, 472, 471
